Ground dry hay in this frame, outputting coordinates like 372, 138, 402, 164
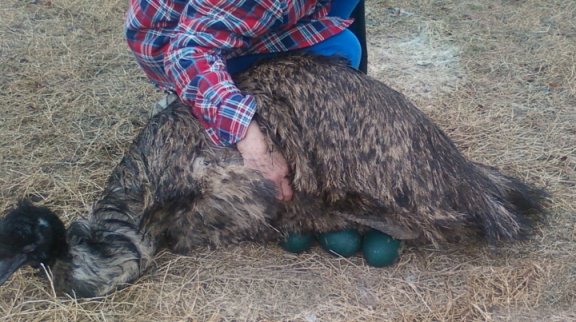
0, 0, 575, 320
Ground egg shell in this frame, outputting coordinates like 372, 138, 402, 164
280, 233, 313, 253
318, 229, 362, 257
362, 229, 401, 267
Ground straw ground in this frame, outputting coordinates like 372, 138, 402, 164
0, 0, 574, 320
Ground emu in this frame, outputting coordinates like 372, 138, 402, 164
0, 55, 545, 298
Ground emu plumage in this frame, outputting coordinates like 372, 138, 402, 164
1, 55, 545, 297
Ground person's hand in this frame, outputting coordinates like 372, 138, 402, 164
236, 122, 293, 201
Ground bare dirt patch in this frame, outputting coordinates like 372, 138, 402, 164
1, 0, 575, 321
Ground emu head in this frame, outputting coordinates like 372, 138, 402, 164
0, 200, 67, 285
0, 201, 148, 297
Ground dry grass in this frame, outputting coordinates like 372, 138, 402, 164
0, 0, 575, 320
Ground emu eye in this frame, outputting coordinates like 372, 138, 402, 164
22, 244, 36, 254
37, 218, 49, 228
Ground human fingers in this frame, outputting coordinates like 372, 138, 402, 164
280, 177, 293, 201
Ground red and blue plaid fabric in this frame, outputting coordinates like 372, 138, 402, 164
126, 0, 352, 146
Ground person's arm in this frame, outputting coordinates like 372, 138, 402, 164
126, 0, 293, 200
237, 123, 293, 201
166, 43, 293, 200
167, 4, 293, 200
164, 0, 291, 146
167, 46, 293, 200
164, 45, 256, 146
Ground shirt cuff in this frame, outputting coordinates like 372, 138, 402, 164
208, 92, 257, 146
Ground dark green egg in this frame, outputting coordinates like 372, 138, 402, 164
318, 229, 362, 257
280, 232, 313, 253
362, 230, 401, 267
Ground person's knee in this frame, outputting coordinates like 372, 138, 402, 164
339, 30, 362, 69
304, 30, 362, 69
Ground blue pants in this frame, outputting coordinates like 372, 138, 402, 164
227, 0, 362, 74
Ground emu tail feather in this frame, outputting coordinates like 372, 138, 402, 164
472, 163, 548, 242
475, 163, 548, 216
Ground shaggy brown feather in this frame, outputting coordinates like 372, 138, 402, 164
31, 55, 545, 297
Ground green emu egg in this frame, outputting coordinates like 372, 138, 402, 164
362, 230, 401, 267
318, 229, 362, 257
280, 233, 313, 253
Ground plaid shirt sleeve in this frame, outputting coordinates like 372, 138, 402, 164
125, 0, 351, 146
165, 45, 256, 146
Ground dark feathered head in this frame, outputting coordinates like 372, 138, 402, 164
0, 200, 67, 285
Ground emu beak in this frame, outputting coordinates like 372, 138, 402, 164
0, 254, 27, 285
